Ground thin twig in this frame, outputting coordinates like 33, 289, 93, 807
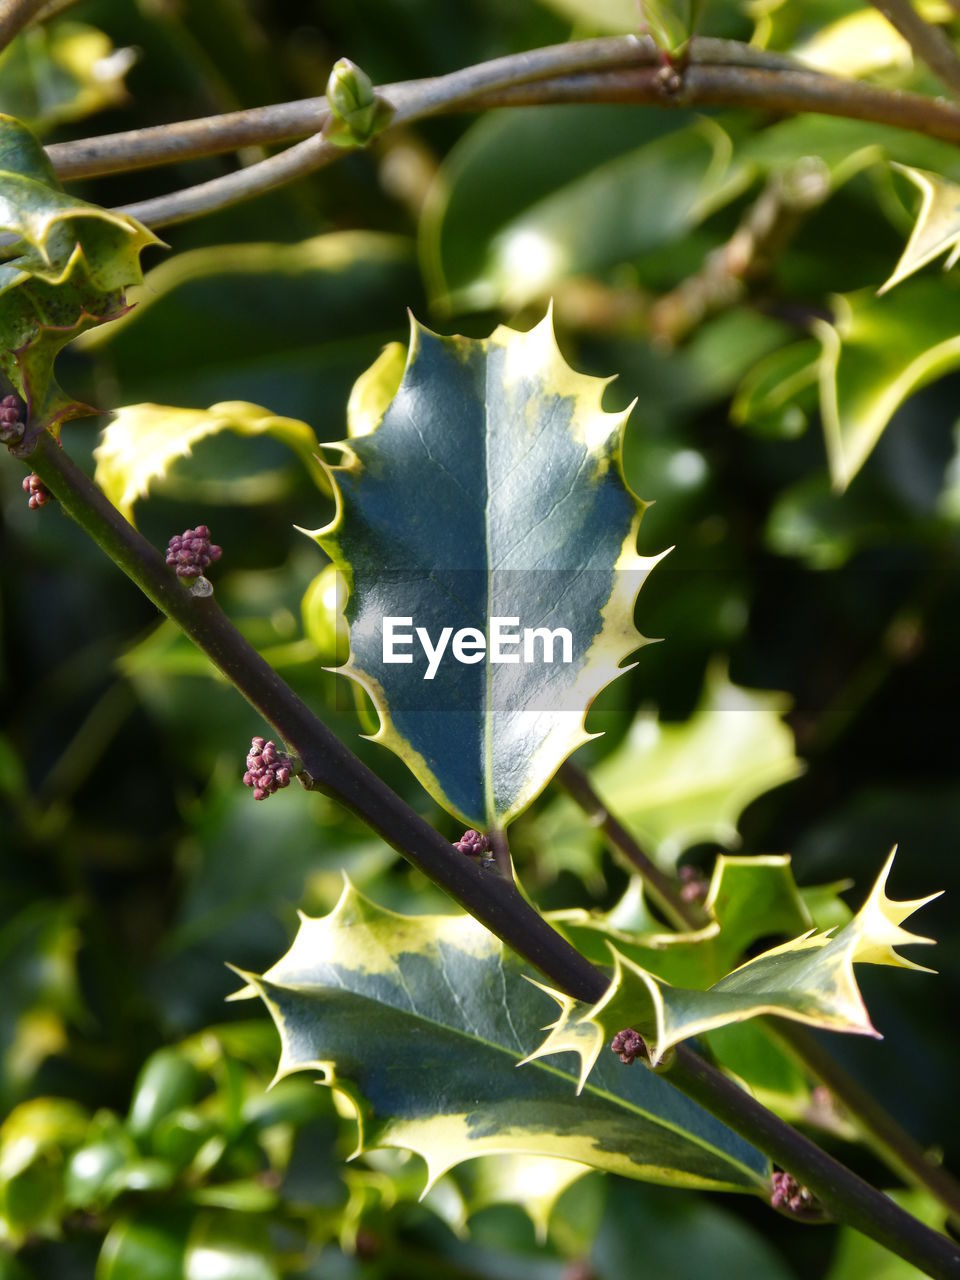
42, 37, 800, 180
17, 432, 960, 1280
650, 158, 832, 346
556, 761, 702, 930
557, 759, 960, 1224
36, 40, 960, 231
0, 0, 48, 53
115, 62, 960, 230
869, 0, 960, 99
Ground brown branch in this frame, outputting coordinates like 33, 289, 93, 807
42, 37, 800, 180
0, 0, 48, 52
36, 40, 960, 232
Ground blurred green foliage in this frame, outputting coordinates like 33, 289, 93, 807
2, 0, 960, 1276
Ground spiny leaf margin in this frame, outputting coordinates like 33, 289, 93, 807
305, 307, 665, 829
525, 848, 939, 1082
237, 877, 770, 1197
0, 112, 159, 441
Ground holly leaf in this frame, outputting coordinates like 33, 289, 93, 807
452, 1155, 591, 1241
550, 858, 854, 1119
880, 165, 960, 296
534, 665, 802, 870
815, 278, 960, 490
309, 309, 663, 829
93, 401, 329, 524
551, 855, 816, 988
421, 110, 747, 313
0, 22, 132, 133
0, 113, 158, 441
240, 880, 769, 1195
526, 849, 938, 1075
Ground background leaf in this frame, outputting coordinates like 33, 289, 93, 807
0, 22, 132, 133
93, 401, 329, 524
535, 666, 802, 870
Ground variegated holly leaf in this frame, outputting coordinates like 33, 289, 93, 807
534, 665, 802, 872
0, 113, 158, 442
452, 1155, 592, 1241
308, 309, 663, 829
880, 165, 960, 296
527, 849, 938, 1077
550, 858, 853, 1119
239, 880, 769, 1195
551, 854, 817, 988
93, 401, 329, 524
815, 279, 960, 490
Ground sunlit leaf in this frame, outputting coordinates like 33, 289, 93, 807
879, 165, 960, 295
815, 279, 960, 489
793, 9, 913, 78
529, 0, 640, 34
0, 114, 158, 441
0, 22, 133, 132
453, 1155, 591, 1242
536, 665, 802, 870
421, 108, 748, 311
309, 309, 663, 829
77, 232, 421, 424
551, 858, 852, 1118
551, 855, 815, 987
527, 849, 938, 1075
241, 879, 770, 1194
93, 401, 329, 523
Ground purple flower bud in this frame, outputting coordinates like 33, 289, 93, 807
679, 864, 708, 904
22, 473, 51, 509
453, 829, 492, 856
166, 525, 222, 583
610, 1028, 646, 1065
243, 736, 295, 801
0, 394, 25, 444
770, 1170, 820, 1218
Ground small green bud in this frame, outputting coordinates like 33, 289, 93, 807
324, 56, 394, 148
327, 57, 375, 121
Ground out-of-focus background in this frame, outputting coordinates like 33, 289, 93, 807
1, 1, 959, 1276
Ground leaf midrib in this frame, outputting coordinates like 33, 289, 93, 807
265, 950, 765, 1184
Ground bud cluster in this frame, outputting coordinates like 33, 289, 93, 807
1, 394, 25, 445
166, 525, 222, 580
453, 829, 492, 857
610, 1028, 646, 1065
770, 1170, 820, 1217
243, 737, 293, 801
679, 864, 709, 904
22, 474, 50, 509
